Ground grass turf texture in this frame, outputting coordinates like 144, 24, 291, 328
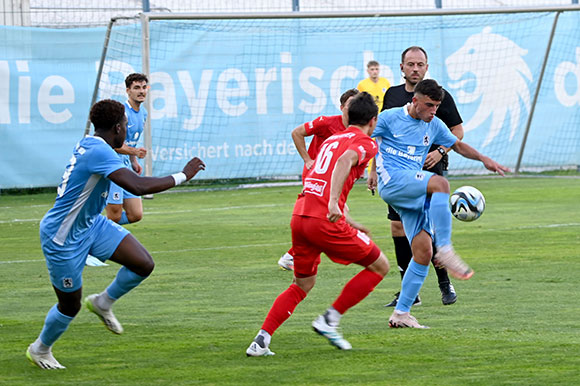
1, 177, 579, 385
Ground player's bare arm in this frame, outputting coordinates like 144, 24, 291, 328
291, 124, 315, 170
114, 143, 146, 158
452, 140, 510, 176
109, 157, 205, 196
327, 149, 359, 222
367, 157, 378, 192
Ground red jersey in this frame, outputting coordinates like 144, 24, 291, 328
305, 115, 347, 160
293, 127, 377, 220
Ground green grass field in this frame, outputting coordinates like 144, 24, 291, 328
1, 177, 579, 385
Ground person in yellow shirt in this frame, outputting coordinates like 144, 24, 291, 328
357, 61, 390, 175
357, 60, 391, 109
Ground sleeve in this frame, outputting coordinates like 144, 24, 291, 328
433, 118, 458, 148
89, 143, 126, 178
356, 79, 365, 92
305, 116, 330, 137
349, 136, 378, 166
371, 111, 388, 139
381, 89, 391, 112
437, 91, 463, 128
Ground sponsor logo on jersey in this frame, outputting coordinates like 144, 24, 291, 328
303, 178, 327, 197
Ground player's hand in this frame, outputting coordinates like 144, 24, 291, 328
135, 147, 147, 159
182, 157, 206, 180
327, 201, 342, 223
305, 159, 315, 170
483, 157, 510, 176
367, 170, 377, 192
423, 150, 442, 170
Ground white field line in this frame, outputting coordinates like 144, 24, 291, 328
0, 204, 291, 223
2, 223, 579, 265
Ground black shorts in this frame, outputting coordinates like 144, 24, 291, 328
386, 156, 447, 222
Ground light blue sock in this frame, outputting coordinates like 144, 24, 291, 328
119, 212, 130, 225
106, 266, 147, 300
39, 304, 74, 347
430, 192, 452, 248
396, 260, 429, 313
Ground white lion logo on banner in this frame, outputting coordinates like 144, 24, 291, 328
446, 27, 532, 147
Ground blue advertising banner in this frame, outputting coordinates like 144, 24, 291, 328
1, 11, 579, 188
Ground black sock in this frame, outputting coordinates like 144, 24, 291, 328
392, 236, 412, 280
431, 244, 450, 285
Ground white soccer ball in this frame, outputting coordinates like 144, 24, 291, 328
449, 186, 486, 222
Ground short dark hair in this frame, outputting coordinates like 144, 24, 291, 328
401, 46, 428, 64
414, 79, 445, 101
339, 88, 359, 106
367, 60, 379, 67
348, 92, 378, 126
125, 73, 148, 88
90, 99, 126, 130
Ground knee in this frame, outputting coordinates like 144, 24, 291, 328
430, 176, 450, 194
138, 257, 155, 277
369, 253, 390, 277
106, 207, 123, 223
58, 300, 81, 318
127, 213, 142, 223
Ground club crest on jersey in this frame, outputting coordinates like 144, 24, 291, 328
423, 135, 430, 146
113, 192, 121, 201
303, 178, 327, 197
62, 278, 73, 288
415, 172, 426, 181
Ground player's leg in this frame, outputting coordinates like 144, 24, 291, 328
432, 239, 457, 305
389, 229, 432, 329
315, 223, 387, 350
84, 217, 151, 334
247, 215, 315, 357
385, 207, 421, 307
28, 238, 87, 370
427, 175, 473, 280
122, 195, 143, 224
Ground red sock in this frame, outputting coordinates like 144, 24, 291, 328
332, 269, 383, 315
261, 284, 307, 335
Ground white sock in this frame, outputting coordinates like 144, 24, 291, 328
325, 307, 342, 327
256, 329, 271, 347
31, 338, 50, 354
96, 290, 115, 310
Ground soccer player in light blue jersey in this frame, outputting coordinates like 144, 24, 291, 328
105, 73, 149, 226
26, 99, 205, 370
368, 79, 509, 328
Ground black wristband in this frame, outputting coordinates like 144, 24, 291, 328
437, 147, 446, 156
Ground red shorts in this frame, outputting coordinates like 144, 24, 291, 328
290, 215, 381, 278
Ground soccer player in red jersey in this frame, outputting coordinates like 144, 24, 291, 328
277, 88, 360, 271
247, 92, 390, 356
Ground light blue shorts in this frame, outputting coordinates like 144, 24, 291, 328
40, 215, 130, 292
379, 169, 435, 244
106, 181, 139, 205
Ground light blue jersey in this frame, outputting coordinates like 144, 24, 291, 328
107, 101, 147, 204
121, 100, 147, 167
40, 136, 126, 247
372, 105, 458, 243
372, 105, 457, 179
40, 136, 130, 291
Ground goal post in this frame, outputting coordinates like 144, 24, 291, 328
89, 6, 580, 181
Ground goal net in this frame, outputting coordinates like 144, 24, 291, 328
91, 9, 580, 180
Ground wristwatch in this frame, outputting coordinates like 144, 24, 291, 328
437, 147, 446, 156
